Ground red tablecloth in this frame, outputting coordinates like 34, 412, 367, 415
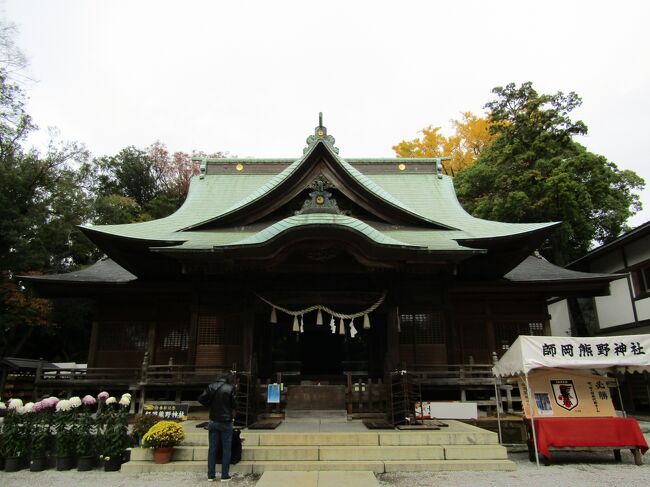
529, 417, 649, 459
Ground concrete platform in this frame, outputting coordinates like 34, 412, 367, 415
256, 470, 380, 487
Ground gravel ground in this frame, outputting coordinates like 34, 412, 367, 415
379, 450, 650, 487
1, 450, 649, 487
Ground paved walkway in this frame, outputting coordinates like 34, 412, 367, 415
255, 471, 379, 487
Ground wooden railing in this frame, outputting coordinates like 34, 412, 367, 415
394, 363, 520, 413
344, 371, 386, 414
34, 363, 231, 388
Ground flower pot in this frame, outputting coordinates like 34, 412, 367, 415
56, 455, 75, 471
77, 455, 96, 471
5, 455, 26, 472
153, 447, 173, 464
104, 455, 122, 471
30, 456, 48, 472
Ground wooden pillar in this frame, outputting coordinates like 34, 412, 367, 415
0, 367, 7, 399
241, 309, 254, 373
147, 321, 156, 364
188, 288, 199, 366
87, 320, 100, 367
385, 307, 400, 372
485, 300, 496, 360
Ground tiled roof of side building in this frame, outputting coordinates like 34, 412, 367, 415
505, 255, 624, 282
19, 257, 137, 283
21, 255, 620, 286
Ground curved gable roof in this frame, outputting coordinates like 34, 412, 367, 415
181, 139, 455, 231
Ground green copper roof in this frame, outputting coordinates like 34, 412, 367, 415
81, 121, 557, 261
228, 214, 419, 248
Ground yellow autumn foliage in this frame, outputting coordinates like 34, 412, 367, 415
393, 112, 492, 176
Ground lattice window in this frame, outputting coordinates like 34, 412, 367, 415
162, 328, 189, 350
495, 321, 545, 354
198, 315, 226, 345
399, 313, 445, 344
198, 313, 242, 346
98, 322, 147, 351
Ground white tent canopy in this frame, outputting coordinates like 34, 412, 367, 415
493, 335, 650, 377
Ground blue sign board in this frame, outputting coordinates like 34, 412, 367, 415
267, 383, 281, 404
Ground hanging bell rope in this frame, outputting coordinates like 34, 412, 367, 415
256, 290, 387, 320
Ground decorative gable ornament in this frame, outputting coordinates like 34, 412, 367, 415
296, 175, 342, 215
304, 112, 339, 154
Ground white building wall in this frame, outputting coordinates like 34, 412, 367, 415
594, 278, 635, 328
635, 296, 650, 321
548, 300, 572, 336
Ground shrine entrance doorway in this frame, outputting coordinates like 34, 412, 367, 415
254, 310, 387, 383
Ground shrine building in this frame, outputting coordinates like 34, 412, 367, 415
23, 117, 619, 412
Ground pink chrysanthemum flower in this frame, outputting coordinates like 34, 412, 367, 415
82, 395, 97, 406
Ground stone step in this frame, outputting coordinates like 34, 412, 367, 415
122, 458, 516, 474
182, 429, 499, 447
121, 460, 254, 474
384, 459, 516, 472
284, 409, 348, 422
130, 443, 508, 462
319, 445, 444, 461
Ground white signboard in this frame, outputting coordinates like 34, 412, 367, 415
493, 335, 650, 377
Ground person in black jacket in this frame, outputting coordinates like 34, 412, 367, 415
198, 372, 237, 482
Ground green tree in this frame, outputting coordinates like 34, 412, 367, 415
0, 68, 98, 358
454, 82, 644, 264
87, 142, 220, 225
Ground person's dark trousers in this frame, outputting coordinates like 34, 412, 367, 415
208, 420, 233, 479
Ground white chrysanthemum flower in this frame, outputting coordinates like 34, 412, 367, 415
105, 396, 117, 405
122, 393, 132, 399
119, 396, 130, 406
17, 405, 27, 414
56, 399, 72, 412
0, 401, 6, 410
23, 402, 35, 413
69, 396, 82, 408
8, 398, 23, 409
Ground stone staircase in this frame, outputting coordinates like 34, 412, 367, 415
123, 417, 515, 474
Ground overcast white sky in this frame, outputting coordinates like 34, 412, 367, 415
3, 0, 650, 227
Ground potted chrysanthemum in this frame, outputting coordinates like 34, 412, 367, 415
142, 420, 186, 464
2, 398, 29, 472
97, 392, 131, 471
131, 413, 161, 447
76, 395, 98, 471
28, 399, 54, 472
0, 399, 5, 470
54, 396, 82, 470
